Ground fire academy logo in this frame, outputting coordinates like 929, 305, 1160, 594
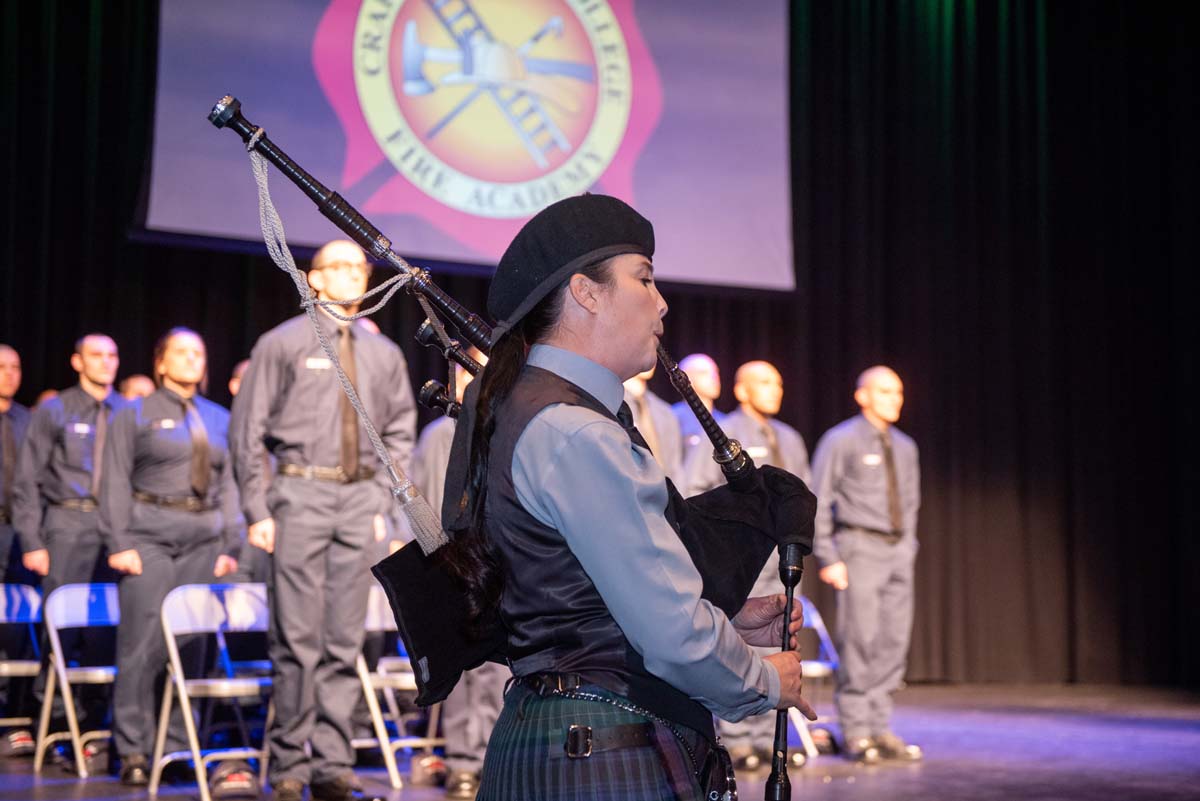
353, 0, 632, 219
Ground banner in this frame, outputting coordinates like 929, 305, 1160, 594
146, 0, 792, 290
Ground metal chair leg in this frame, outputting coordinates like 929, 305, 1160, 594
149, 672, 175, 795
32, 666, 56, 773
357, 655, 402, 789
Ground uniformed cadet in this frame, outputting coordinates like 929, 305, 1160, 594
0, 344, 30, 583
223, 359, 270, 586
0, 344, 36, 757
408, 350, 507, 800
13, 335, 123, 592
228, 239, 416, 801
622, 366, 683, 486
99, 327, 242, 786
811, 365, 922, 764
670, 353, 725, 463
442, 195, 813, 801
9, 335, 124, 758
680, 359, 811, 771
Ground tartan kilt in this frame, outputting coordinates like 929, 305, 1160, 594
477, 682, 707, 801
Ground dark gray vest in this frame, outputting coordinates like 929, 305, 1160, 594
487, 365, 714, 739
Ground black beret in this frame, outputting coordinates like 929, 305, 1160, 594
488, 194, 654, 343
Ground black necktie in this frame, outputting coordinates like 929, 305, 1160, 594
182, 398, 211, 497
338, 326, 360, 478
629, 395, 661, 458
616, 402, 652, 452
90, 401, 107, 499
880, 430, 902, 535
1, 412, 14, 511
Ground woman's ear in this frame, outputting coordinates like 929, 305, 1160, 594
567, 273, 600, 315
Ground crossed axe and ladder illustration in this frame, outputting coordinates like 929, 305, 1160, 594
402, 0, 597, 168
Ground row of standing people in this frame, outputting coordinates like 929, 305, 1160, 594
609, 353, 923, 769
0, 240, 426, 801
0, 236, 923, 800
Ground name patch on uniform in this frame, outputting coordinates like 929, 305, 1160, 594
862, 453, 882, 466
746, 446, 770, 459
306, 357, 333, 370
72, 423, 92, 434
153, 419, 177, 430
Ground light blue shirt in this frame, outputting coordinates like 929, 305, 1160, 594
511, 344, 779, 722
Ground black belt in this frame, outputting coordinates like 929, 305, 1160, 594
518, 674, 656, 759
837, 524, 902, 543
560, 721, 655, 759
51, 497, 98, 513
133, 491, 217, 513
520, 672, 585, 696
277, 463, 376, 483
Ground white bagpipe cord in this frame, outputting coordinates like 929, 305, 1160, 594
247, 141, 449, 554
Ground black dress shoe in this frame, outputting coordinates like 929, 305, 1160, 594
120, 754, 150, 786
843, 736, 881, 764
312, 773, 374, 801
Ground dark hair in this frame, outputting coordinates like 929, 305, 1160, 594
152, 326, 209, 395
442, 259, 614, 632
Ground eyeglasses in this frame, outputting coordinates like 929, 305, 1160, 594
315, 260, 369, 274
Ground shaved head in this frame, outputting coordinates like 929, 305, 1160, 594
857, 365, 901, 390
679, 353, 720, 404
734, 360, 783, 418
311, 239, 367, 271
855, 365, 904, 428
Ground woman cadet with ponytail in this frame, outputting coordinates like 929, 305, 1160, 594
440, 194, 814, 801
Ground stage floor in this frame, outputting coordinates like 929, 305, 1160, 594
2, 683, 1197, 801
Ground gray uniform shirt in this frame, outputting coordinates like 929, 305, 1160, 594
229, 312, 416, 524
1, 401, 31, 521
11, 386, 123, 550
671, 400, 726, 464
623, 387, 683, 486
411, 414, 455, 519
98, 388, 242, 555
809, 414, 921, 567
512, 344, 780, 722
681, 408, 811, 498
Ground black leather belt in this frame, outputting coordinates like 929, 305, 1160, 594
837, 524, 902, 543
520, 672, 585, 696
560, 721, 655, 759
51, 497, 98, 513
518, 674, 656, 759
133, 491, 216, 513
277, 463, 376, 483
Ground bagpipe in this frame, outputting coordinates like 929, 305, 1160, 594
210, 96, 815, 792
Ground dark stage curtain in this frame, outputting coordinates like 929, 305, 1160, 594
1, 1, 1195, 685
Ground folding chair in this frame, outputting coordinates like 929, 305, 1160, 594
351, 582, 445, 789
33, 582, 119, 777
0, 583, 43, 728
150, 583, 273, 801
789, 595, 840, 760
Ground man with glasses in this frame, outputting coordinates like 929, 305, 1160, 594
230, 240, 416, 801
